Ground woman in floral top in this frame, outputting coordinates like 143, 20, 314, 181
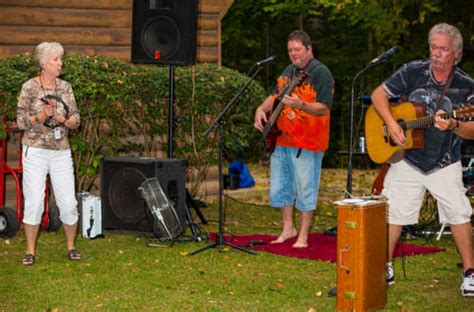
17, 42, 81, 265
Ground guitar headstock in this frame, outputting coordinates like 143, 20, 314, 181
455, 104, 474, 121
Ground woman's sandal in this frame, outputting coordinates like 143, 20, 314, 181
22, 253, 35, 266
67, 249, 81, 261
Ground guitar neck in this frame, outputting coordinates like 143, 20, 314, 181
263, 101, 283, 138
403, 111, 454, 130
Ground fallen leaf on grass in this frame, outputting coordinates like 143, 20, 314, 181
307, 308, 316, 312
316, 291, 322, 297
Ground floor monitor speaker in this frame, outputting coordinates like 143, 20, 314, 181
100, 157, 187, 235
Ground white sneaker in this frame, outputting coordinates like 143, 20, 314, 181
461, 269, 474, 297
386, 263, 395, 286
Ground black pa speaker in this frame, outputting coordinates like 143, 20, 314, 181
131, 0, 198, 65
100, 157, 187, 235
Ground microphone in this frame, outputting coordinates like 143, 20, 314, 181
368, 46, 400, 65
256, 54, 277, 66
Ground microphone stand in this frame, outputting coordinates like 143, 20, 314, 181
188, 64, 264, 256
346, 61, 384, 196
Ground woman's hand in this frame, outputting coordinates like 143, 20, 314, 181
52, 113, 66, 124
64, 115, 79, 128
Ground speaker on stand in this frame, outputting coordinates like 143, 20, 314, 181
131, 0, 198, 157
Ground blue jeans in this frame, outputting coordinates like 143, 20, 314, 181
270, 146, 324, 212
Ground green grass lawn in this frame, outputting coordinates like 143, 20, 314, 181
2, 168, 474, 311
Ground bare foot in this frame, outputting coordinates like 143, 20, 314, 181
271, 228, 297, 244
292, 240, 308, 248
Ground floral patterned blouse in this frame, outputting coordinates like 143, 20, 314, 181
17, 77, 80, 150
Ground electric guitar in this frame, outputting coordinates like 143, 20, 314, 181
262, 71, 308, 153
365, 102, 474, 164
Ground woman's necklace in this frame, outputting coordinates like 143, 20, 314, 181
39, 75, 56, 91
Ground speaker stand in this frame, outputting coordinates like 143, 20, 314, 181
168, 64, 175, 158
188, 121, 256, 255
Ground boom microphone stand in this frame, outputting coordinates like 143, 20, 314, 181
346, 46, 400, 195
188, 64, 265, 256
345, 64, 377, 196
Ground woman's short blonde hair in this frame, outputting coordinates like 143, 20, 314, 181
35, 42, 64, 68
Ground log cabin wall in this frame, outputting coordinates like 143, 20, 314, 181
0, 0, 233, 65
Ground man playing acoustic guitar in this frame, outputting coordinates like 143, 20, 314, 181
254, 30, 334, 248
371, 23, 474, 296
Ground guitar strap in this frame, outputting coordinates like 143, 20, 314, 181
434, 66, 455, 111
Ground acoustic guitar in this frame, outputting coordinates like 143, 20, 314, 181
262, 70, 308, 153
365, 102, 474, 164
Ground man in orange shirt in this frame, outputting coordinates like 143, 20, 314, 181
254, 30, 334, 248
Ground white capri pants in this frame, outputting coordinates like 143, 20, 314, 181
22, 146, 78, 225
382, 159, 472, 225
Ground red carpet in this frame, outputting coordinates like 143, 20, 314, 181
210, 232, 446, 262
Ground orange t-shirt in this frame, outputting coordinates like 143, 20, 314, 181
273, 60, 333, 152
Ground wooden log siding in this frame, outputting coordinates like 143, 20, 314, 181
0, 0, 233, 65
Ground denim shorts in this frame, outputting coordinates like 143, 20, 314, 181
270, 146, 324, 212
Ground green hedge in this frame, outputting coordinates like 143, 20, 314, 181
0, 54, 266, 193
